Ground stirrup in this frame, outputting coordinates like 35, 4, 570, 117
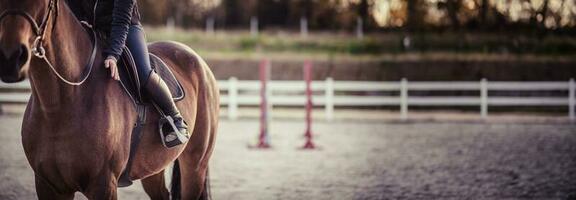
158, 115, 189, 148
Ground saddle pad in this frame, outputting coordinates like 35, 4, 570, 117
150, 53, 185, 102
117, 50, 185, 105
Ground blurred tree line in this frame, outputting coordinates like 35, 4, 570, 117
138, 0, 576, 33
139, 0, 376, 30
404, 0, 576, 34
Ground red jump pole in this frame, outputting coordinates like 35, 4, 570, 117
301, 61, 316, 149
254, 59, 271, 149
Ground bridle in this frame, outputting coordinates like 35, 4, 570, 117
0, 0, 57, 58
0, 0, 98, 86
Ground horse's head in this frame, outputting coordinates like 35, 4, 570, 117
0, 0, 55, 83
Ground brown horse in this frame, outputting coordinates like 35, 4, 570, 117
0, 0, 219, 199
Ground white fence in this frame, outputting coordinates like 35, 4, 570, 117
0, 81, 31, 104
219, 78, 576, 121
1, 78, 575, 121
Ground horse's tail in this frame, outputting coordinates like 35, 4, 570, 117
170, 160, 182, 200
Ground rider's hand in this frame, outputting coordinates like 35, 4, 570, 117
104, 56, 120, 81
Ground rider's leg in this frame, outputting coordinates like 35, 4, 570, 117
125, 25, 189, 144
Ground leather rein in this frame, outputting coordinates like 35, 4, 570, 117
0, 0, 98, 86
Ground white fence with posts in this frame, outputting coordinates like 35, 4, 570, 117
0, 81, 31, 106
1, 78, 575, 121
219, 78, 576, 121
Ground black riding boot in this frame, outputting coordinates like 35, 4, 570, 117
144, 72, 189, 147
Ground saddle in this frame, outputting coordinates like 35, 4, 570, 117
116, 47, 186, 187
117, 46, 185, 104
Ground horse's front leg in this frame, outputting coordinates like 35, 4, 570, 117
35, 174, 75, 200
83, 173, 119, 200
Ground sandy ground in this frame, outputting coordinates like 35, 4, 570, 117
1, 107, 576, 199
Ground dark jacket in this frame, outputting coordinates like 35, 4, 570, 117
67, 0, 141, 60
95, 0, 141, 60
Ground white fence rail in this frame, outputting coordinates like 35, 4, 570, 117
0, 81, 31, 105
219, 78, 576, 121
2, 78, 575, 121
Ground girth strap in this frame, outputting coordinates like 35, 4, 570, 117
118, 104, 147, 187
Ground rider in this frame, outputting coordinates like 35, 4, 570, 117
68, 0, 189, 147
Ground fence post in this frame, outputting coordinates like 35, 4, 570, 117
481, 78, 488, 119
325, 77, 334, 121
250, 17, 259, 37
228, 77, 238, 120
569, 78, 575, 121
400, 78, 408, 120
356, 17, 363, 39
205, 17, 215, 35
300, 17, 308, 38
166, 17, 175, 34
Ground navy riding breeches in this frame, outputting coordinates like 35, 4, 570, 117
125, 25, 153, 84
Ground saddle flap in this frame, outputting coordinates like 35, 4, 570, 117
117, 49, 185, 105
118, 47, 142, 104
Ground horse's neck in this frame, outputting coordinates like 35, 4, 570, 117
28, 3, 103, 113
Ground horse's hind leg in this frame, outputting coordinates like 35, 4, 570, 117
177, 158, 209, 200
34, 175, 74, 200
141, 171, 170, 200
143, 161, 207, 200
176, 127, 213, 200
